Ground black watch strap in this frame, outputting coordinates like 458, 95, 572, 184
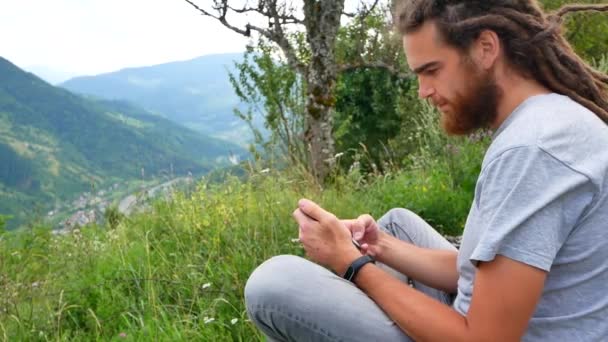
343, 255, 375, 282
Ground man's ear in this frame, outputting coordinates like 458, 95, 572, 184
473, 29, 501, 70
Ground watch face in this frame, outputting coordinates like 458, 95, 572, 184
344, 255, 374, 282
344, 266, 355, 281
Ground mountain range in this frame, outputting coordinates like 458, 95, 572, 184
0, 56, 245, 229
60, 53, 255, 145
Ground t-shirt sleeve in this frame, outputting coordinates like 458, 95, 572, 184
470, 146, 594, 271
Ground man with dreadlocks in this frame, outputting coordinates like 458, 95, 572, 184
244, 1, 608, 341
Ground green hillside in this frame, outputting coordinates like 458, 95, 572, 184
60, 53, 257, 145
0, 56, 245, 229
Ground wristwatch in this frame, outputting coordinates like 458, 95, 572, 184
343, 255, 375, 282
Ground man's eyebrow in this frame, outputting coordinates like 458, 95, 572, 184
412, 61, 441, 74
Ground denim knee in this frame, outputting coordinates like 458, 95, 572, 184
377, 208, 418, 229
377, 208, 457, 253
244, 255, 414, 342
244, 255, 305, 320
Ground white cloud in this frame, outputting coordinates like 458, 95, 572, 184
0, 0, 250, 76
0, 0, 384, 78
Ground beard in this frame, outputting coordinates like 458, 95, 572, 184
440, 61, 502, 136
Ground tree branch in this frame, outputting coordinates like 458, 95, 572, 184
343, 0, 381, 20
555, 4, 608, 20
184, 0, 249, 36
266, 0, 306, 73
226, 2, 303, 24
183, 0, 306, 74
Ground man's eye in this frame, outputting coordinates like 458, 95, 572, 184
426, 69, 438, 76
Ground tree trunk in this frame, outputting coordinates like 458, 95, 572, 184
186, 0, 357, 182
303, 0, 344, 181
305, 102, 336, 181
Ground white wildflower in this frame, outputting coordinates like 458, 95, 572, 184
231, 318, 239, 325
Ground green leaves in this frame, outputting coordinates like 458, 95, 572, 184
0, 214, 10, 230
541, 0, 608, 61
228, 37, 308, 167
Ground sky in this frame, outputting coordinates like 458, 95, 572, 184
0, 0, 251, 82
0, 0, 372, 83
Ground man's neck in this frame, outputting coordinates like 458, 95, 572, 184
492, 71, 551, 129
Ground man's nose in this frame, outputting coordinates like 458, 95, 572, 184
418, 80, 435, 99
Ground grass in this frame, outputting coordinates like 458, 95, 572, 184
0, 92, 493, 340
0, 147, 485, 341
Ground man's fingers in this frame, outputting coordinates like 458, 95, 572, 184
357, 214, 376, 233
292, 208, 315, 230
298, 198, 336, 224
351, 219, 365, 240
341, 219, 357, 229
360, 243, 369, 254
342, 219, 363, 237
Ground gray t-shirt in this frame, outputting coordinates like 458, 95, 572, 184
453, 93, 608, 341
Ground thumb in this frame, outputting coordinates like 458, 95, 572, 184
357, 214, 377, 233
351, 219, 365, 240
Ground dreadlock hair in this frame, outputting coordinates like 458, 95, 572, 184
395, 0, 608, 123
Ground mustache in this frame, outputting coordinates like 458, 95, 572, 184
428, 98, 447, 108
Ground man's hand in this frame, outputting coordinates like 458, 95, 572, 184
345, 213, 459, 293
292, 199, 361, 276
341, 214, 387, 259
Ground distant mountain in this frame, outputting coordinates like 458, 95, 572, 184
60, 53, 256, 145
0, 56, 245, 229
24, 65, 77, 85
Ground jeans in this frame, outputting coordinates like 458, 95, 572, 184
244, 208, 458, 342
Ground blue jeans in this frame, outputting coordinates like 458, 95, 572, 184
244, 208, 458, 342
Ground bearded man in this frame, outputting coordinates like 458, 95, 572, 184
244, 1, 608, 341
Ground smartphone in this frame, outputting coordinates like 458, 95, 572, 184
351, 238, 362, 250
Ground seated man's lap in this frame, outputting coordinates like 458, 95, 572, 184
245, 255, 414, 342
377, 208, 457, 252
244, 209, 455, 341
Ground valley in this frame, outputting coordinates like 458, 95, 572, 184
50, 175, 195, 233
0, 54, 249, 230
